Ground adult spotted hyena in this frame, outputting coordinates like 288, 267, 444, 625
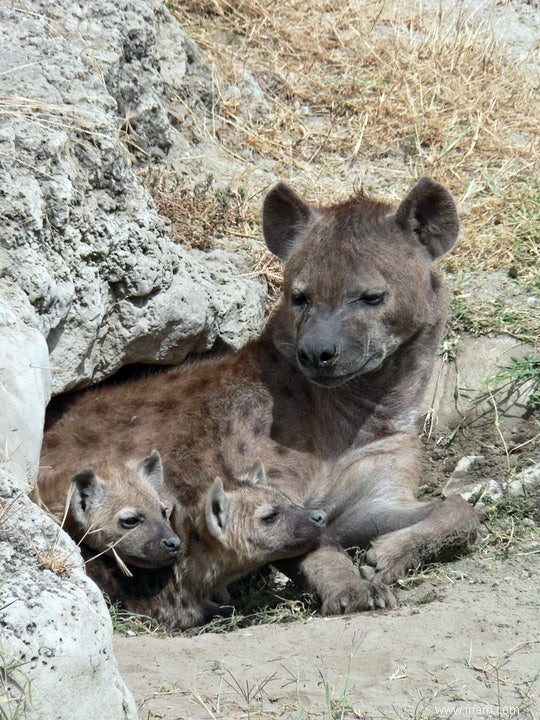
40, 177, 480, 615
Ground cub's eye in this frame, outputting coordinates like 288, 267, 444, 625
355, 292, 385, 306
120, 516, 142, 529
291, 291, 308, 308
161, 504, 170, 520
261, 510, 279, 525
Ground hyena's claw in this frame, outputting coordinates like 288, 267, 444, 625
373, 581, 397, 609
320, 578, 395, 615
360, 564, 376, 581
369, 580, 396, 609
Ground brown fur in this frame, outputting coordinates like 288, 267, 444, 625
81, 466, 326, 629
33, 451, 181, 569
40, 177, 480, 616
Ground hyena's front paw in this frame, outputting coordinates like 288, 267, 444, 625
201, 599, 233, 624
320, 577, 396, 615
361, 533, 419, 586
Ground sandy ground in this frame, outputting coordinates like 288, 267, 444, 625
115, 550, 539, 719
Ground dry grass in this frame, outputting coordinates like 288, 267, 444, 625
141, 169, 284, 292
144, 173, 259, 249
162, 0, 538, 285
0, 95, 108, 138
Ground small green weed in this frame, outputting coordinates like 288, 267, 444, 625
319, 631, 363, 720
503, 179, 540, 288
446, 295, 538, 348
490, 356, 540, 412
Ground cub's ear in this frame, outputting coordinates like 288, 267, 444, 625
394, 177, 459, 259
263, 182, 313, 261
137, 450, 164, 492
70, 469, 105, 525
245, 459, 266, 486
205, 477, 230, 541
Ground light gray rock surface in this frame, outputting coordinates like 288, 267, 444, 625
0, 297, 50, 492
0, 0, 266, 396
424, 335, 534, 435
442, 455, 503, 508
509, 464, 540, 520
0, 296, 137, 720
0, 486, 138, 720
423, 271, 537, 436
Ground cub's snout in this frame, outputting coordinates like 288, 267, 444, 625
308, 508, 327, 528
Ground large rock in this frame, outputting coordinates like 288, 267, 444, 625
0, 300, 137, 720
0, 298, 50, 491
0, 484, 138, 720
424, 335, 534, 434
423, 271, 537, 436
0, 0, 266, 396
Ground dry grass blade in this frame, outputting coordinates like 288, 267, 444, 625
110, 547, 134, 577
0, 95, 109, 138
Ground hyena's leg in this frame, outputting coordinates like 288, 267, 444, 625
327, 438, 481, 588
359, 495, 480, 585
274, 543, 396, 615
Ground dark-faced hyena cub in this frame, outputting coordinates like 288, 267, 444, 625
32, 450, 180, 569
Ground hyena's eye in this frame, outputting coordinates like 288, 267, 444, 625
356, 291, 385, 306
120, 515, 142, 529
291, 290, 308, 308
260, 510, 280, 525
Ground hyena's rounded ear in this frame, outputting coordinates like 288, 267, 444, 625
70, 468, 104, 523
205, 477, 230, 541
394, 177, 459, 259
137, 450, 164, 492
262, 182, 313, 261
246, 459, 266, 486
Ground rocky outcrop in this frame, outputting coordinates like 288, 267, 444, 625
0, 301, 137, 719
0, 0, 266, 396
0, 485, 138, 720
424, 273, 536, 435
425, 334, 534, 434
0, 2, 266, 719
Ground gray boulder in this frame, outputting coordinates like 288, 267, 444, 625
424, 335, 534, 435
442, 455, 503, 508
0, 483, 138, 720
0, 299, 137, 720
0, 0, 266, 396
423, 271, 536, 436
0, 298, 50, 491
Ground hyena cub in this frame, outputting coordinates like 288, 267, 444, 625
86, 461, 327, 629
32, 450, 181, 570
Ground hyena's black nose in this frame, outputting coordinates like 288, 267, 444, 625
297, 343, 338, 370
161, 535, 181, 552
309, 509, 327, 528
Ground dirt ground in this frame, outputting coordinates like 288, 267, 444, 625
116, 549, 539, 720
115, 547, 539, 719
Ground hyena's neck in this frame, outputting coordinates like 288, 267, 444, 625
179, 511, 237, 597
264, 312, 444, 454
